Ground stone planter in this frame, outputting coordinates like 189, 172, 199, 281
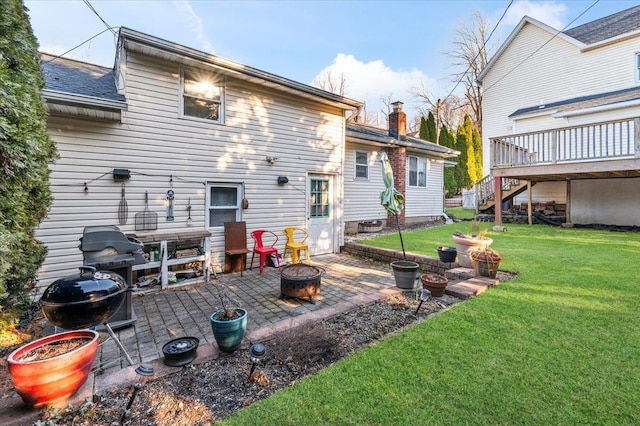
452, 234, 493, 268
7, 329, 99, 407
390, 261, 420, 289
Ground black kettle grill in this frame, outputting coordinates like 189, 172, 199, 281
39, 265, 153, 376
40, 266, 128, 330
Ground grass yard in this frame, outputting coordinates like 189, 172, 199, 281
445, 206, 477, 220
222, 223, 640, 425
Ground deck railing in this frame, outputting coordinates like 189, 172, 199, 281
490, 117, 640, 167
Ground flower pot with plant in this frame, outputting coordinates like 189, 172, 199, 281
470, 248, 502, 278
209, 282, 247, 353
452, 220, 493, 268
7, 329, 99, 407
420, 273, 449, 297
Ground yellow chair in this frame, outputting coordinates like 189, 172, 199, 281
283, 227, 311, 264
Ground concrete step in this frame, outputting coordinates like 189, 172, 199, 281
444, 275, 499, 300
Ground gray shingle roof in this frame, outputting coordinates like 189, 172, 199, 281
41, 53, 125, 102
564, 5, 640, 44
509, 86, 640, 118
346, 123, 458, 157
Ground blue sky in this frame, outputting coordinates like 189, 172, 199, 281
25, 0, 640, 123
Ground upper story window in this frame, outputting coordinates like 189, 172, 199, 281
207, 183, 242, 228
408, 156, 427, 187
181, 69, 224, 123
636, 53, 640, 82
355, 151, 369, 179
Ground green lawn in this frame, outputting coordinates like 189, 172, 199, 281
222, 223, 640, 425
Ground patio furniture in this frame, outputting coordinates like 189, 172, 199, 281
224, 221, 249, 276
283, 227, 311, 264
250, 230, 281, 274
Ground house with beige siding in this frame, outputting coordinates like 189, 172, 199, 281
477, 5, 640, 226
36, 28, 458, 290
37, 27, 362, 289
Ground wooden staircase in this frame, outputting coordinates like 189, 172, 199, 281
476, 174, 534, 212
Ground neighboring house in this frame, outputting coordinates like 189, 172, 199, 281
343, 102, 459, 233
36, 27, 362, 289
478, 5, 640, 226
36, 27, 457, 290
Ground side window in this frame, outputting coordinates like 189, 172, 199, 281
181, 68, 224, 123
636, 53, 640, 82
207, 184, 242, 228
408, 156, 427, 187
355, 151, 369, 179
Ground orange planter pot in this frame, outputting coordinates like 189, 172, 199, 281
7, 330, 99, 407
420, 273, 449, 297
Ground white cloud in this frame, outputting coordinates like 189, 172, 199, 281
172, 0, 215, 53
504, 0, 567, 29
313, 54, 439, 124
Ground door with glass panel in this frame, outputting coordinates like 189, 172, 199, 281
307, 175, 334, 255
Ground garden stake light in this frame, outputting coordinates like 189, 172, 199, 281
248, 343, 266, 381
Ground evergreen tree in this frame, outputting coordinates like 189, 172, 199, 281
454, 124, 470, 190
456, 115, 476, 189
472, 126, 483, 181
418, 111, 437, 143
0, 0, 58, 316
440, 125, 458, 196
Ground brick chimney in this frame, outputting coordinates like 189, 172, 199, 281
388, 101, 406, 139
387, 146, 407, 228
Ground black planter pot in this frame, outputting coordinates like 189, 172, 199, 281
437, 246, 457, 263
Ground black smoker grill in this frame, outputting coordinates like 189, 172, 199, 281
79, 225, 146, 330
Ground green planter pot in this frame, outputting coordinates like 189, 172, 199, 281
210, 308, 248, 353
390, 261, 420, 289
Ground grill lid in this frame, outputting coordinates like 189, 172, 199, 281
39, 266, 128, 329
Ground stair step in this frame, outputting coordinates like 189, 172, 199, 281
445, 276, 499, 300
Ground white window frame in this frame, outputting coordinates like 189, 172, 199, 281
180, 67, 225, 123
636, 53, 640, 83
206, 183, 243, 229
354, 151, 369, 179
408, 156, 427, 187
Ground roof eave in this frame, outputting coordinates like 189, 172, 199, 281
580, 29, 640, 52
553, 99, 640, 118
43, 89, 128, 111
119, 27, 363, 111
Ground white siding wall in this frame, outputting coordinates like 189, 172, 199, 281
404, 156, 444, 218
482, 23, 640, 174
343, 143, 387, 222
36, 51, 346, 287
482, 21, 640, 225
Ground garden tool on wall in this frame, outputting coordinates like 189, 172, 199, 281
166, 190, 175, 221
118, 183, 128, 225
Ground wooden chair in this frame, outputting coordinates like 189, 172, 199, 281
250, 230, 281, 274
224, 221, 249, 276
283, 227, 311, 264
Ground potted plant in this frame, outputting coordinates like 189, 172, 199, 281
436, 246, 457, 263
7, 329, 99, 407
451, 220, 493, 268
420, 273, 449, 297
209, 282, 247, 353
470, 248, 502, 278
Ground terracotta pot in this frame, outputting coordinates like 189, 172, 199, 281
7, 329, 99, 407
420, 273, 449, 297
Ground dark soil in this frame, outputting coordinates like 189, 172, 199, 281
17, 338, 90, 362
27, 292, 456, 425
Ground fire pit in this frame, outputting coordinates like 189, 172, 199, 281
279, 263, 324, 304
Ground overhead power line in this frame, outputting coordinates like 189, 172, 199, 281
441, 0, 514, 105
482, 0, 600, 94
83, 0, 117, 36
43, 27, 116, 63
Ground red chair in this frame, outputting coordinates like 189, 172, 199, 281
250, 230, 281, 274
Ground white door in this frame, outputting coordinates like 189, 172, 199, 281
307, 175, 334, 255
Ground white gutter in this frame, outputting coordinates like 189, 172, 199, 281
43, 89, 128, 111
